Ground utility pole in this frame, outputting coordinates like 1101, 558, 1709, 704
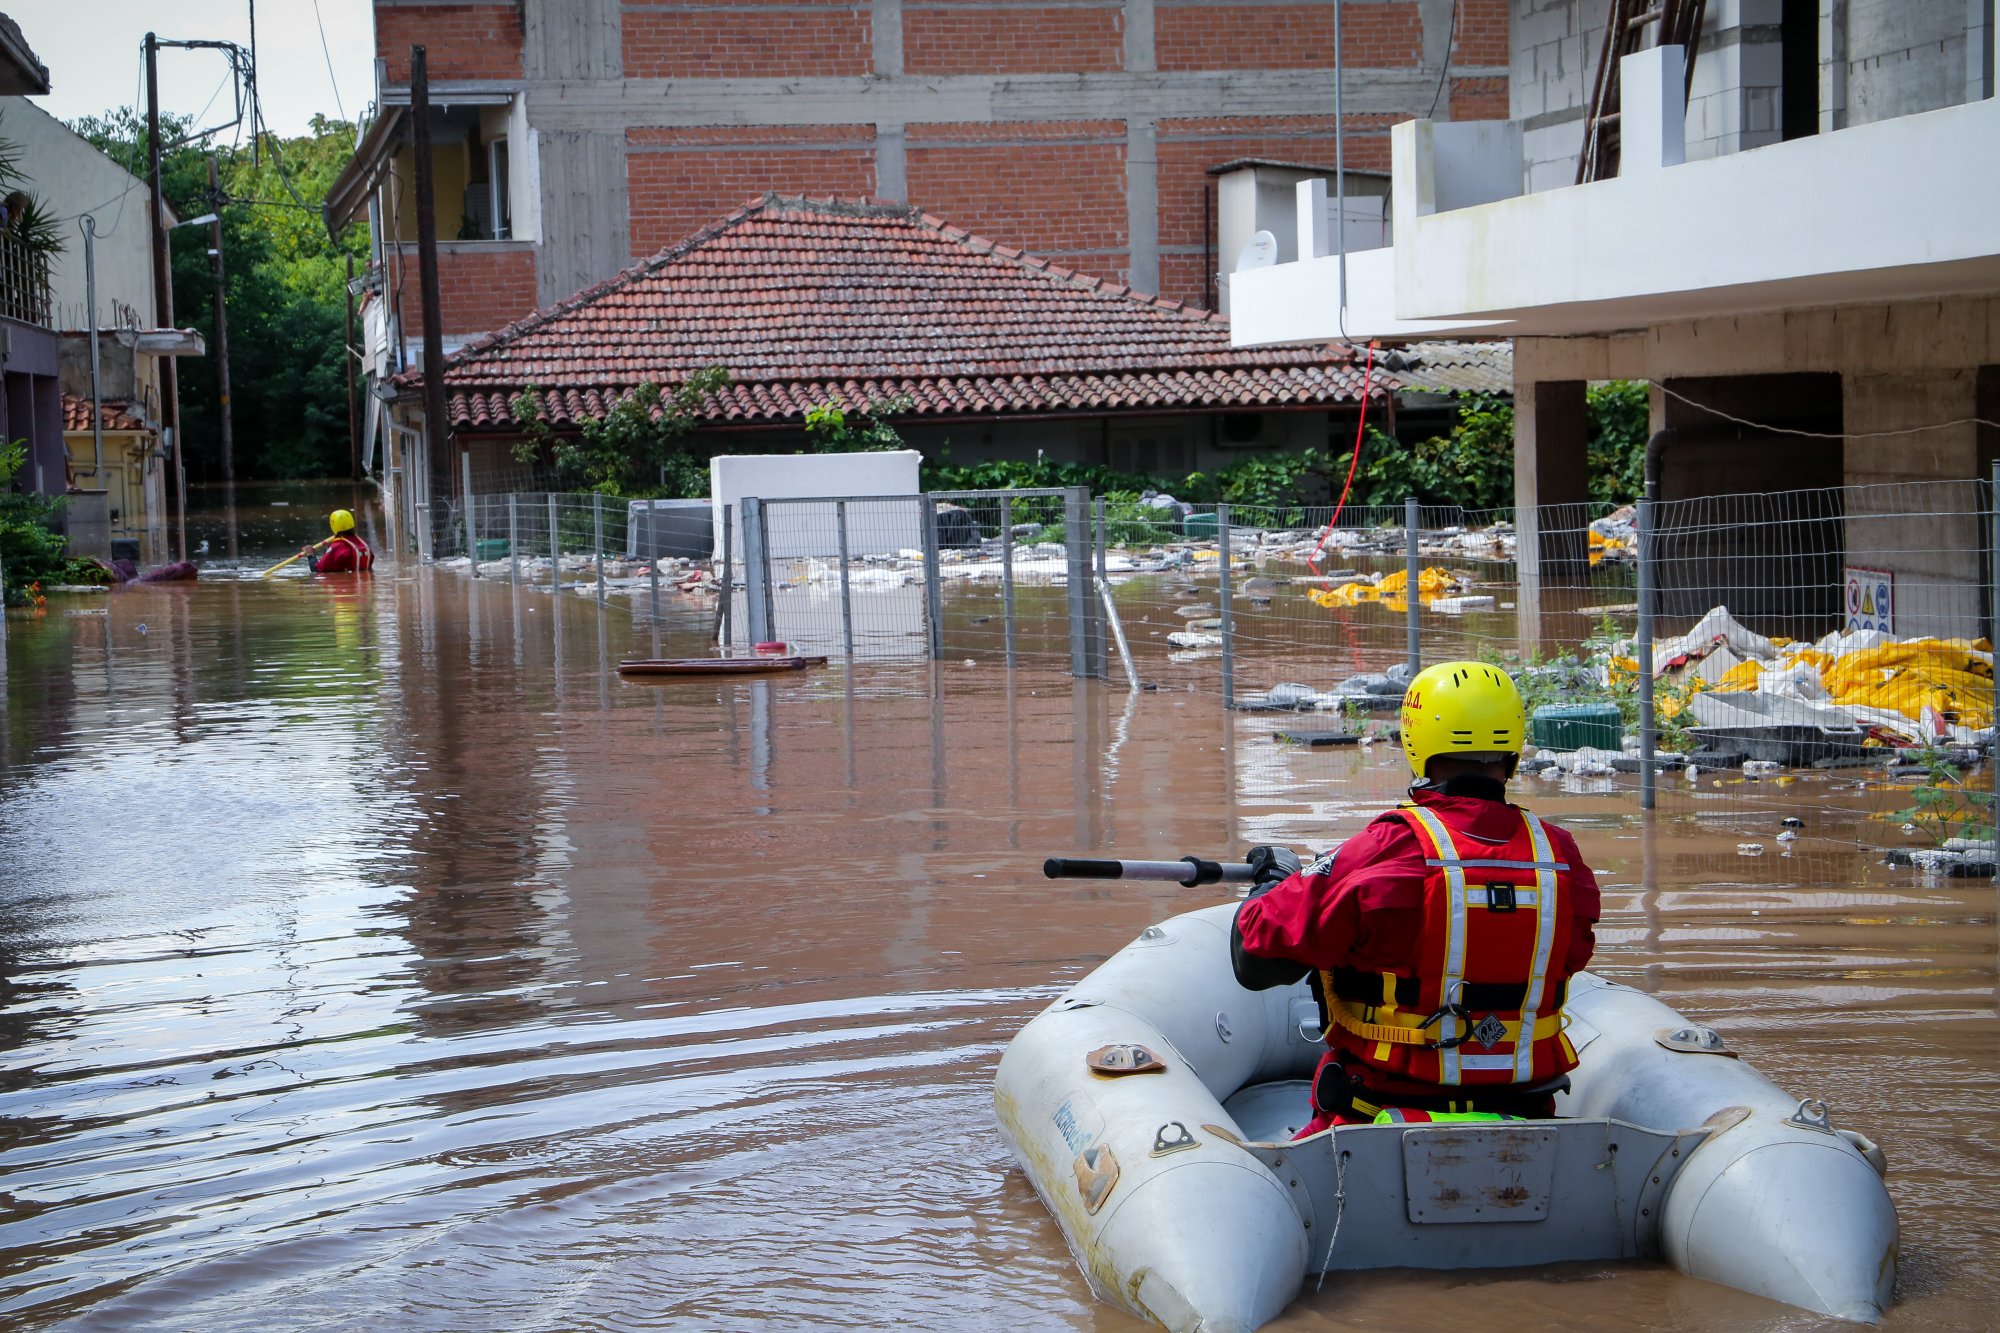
207, 155, 236, 561
345, 252, 359, 479
410, 45, 450, 556
206, 156, 233, 488
145, 32, 188, 563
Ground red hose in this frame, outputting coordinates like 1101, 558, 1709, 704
1307, 341, 1377, 569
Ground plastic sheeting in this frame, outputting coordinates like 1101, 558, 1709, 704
1309, 565, 1465, 609
1659, 606, 1993, 744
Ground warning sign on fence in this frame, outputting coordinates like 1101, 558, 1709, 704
1845, 566, 1894, 634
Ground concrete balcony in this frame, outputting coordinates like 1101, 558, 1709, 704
1230, 39, 2000, 347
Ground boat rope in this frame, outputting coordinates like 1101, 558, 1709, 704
1313, 1138, 1351, 1291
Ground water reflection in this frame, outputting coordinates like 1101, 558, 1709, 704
0, 550, 1992, 1331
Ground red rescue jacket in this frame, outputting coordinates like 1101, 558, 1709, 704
311, 534, 374, 574
1235, 786, 1599, 1099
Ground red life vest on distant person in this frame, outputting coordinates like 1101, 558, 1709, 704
1320, 801, 1580, 1088
312, 534, 374, 574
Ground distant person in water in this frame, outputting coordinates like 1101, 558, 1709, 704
304, 509, 373, 574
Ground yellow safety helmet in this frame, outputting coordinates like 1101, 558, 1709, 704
1399, 660, 1527, 779
329, 508, 356, 534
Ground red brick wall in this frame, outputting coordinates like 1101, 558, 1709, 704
904, 5, 1123, 74
623, 1, 871, 78
1454, 0, 1511, 66
627, 126, 878, 256
1449, 76, 1510, 120
377, 4, 523, 82
392, 245, 539, 339
1155, 1, 1422, 71
906, 122, 1128, 266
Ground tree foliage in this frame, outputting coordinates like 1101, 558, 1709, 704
70, 110, 369, 480
510, 370, 732, 497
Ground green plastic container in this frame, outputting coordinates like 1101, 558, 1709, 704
1181, 512, 1219, 540
474, 538, 510, 560
1530, 702, 1622, 751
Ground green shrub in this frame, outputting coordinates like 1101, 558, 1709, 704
0, 442, 70, 606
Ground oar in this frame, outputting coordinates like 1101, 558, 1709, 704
1043, 855, 1257, 887
261, 538, 332, 578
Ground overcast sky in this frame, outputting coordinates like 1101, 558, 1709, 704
14, 0, 375, 136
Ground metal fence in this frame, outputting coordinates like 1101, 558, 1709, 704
446, 472, 1996, 859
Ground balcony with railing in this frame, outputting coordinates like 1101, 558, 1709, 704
0, 227, 52, 328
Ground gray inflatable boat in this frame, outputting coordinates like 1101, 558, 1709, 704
994, 902, 1897, 1332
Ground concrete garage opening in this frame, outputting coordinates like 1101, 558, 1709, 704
1654, 372, 1844, 638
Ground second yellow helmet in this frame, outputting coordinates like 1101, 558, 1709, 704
1399, 660, 1527, 778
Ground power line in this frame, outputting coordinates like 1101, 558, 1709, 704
310, 0, 348, 122
1655, 382, 2000, 439
1426, 1, 1461, 120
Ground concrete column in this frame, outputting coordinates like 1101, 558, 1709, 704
1844, 370, 1982, 638
876, 122, 908, 202
1126, 120, 1159, 294
1418, 0, 1455, 117
1513, 379, 1592, 649
1124, 0, 1155, 73
874, 0, 904, 77
1621, 45, 1687, 172
1819, 0, 1849, 133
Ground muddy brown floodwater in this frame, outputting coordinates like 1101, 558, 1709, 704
1, 501, 1995, 1332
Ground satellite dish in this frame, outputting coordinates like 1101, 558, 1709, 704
1234, 230, 1278, 273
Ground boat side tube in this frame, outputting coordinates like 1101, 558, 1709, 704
1561, 973, 1897, 1323
993, 905, 1322, 1333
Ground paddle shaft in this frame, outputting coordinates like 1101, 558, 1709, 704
262, 537, 335, 578
1043, 856, 1255, 887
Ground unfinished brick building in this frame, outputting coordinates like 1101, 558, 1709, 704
330, 0, 1509, 359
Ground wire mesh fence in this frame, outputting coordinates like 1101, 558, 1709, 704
444, 472, 1996, 860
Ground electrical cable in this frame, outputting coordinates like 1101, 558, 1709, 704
1306, 341, 1377, 568
1426, 0, 1461, 119
311, 0, 348, 122
1654, 382, 2000, 439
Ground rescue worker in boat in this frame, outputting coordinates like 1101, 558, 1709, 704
1231, 661, 1601, 1134
300, 509, 374, 574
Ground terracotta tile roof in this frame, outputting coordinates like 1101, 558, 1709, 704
432, 194, 1406, 431
62, 394, 150, 434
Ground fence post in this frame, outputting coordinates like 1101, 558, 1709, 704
741, 495, 772, 645
593, 492, 606, 604
648, 528, 661, 623
460, 450, 475, 561
1219, 503, 1235, 710
836, 499, 855, 658
719, 503, 734, 649
1064, 486, 1091, 680
1990, 461, 1999, 805
1637, 493, 1656, 812
1093, 497, 1110, 679
507, 493, 519, 585
1000, 494, 1016, 668
920, 495, 944, 660
1404, 496, 1421, 677
548, 493, 561, 594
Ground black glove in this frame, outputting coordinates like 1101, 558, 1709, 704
1245, 845, 1301, 892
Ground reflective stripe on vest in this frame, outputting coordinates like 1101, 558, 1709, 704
1402, 804, 1468, 1083
1516, 812, 1561, 1083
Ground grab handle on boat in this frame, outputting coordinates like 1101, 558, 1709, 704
1042, 857, 1255, 887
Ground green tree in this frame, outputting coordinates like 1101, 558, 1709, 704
70, 111, 369, 480
1586, 380, 1649, 505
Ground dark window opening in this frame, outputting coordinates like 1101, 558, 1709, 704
1780, 0, 1820, 141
